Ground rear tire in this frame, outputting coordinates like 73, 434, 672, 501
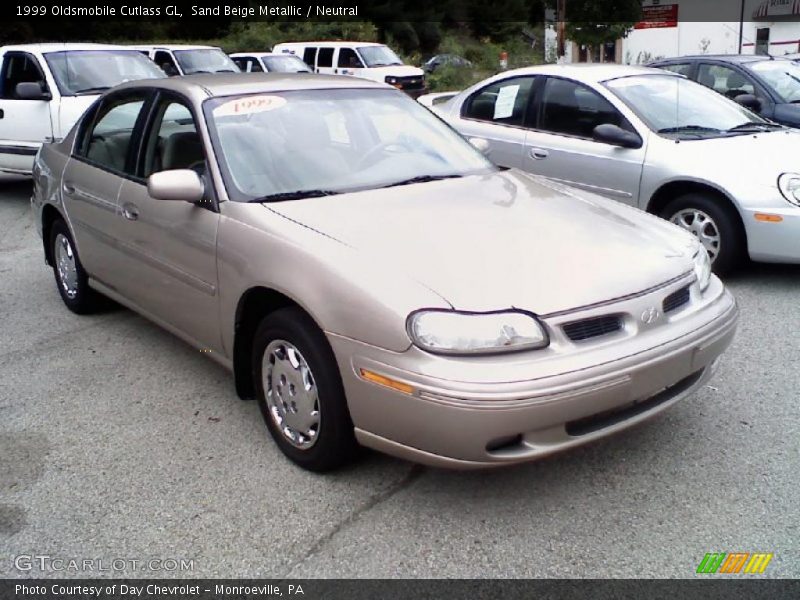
50, 219, 103, 314
660, 193, 745, 276
252, 307, 359, 472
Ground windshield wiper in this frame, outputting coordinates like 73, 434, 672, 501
248, 189, 339, 203
215, 69, 237, 73
73, 86, 111, 95
657, 125, 721, 134
726, 121, 784, 132
380, 174, 464, 189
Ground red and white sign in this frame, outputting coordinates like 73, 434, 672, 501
634, 4, 679, 29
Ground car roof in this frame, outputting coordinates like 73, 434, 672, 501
273, 41, 384, 48
130, 44, 219, 51
114, 72, 387, 100
654, 54, 774, 64
230, 52, 304, 58
1, 43, 134, 53
496, 63, 672, 84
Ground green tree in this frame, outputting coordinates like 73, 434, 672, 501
555, 0, 643, 61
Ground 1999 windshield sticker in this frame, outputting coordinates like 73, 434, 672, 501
213, 95, 287, 116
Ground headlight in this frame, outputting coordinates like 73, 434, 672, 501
778, 172, 800, 207
693, 246, 711, 292
407, 309, 549, 355
385, 76, 398, 84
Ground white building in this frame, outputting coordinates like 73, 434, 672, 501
545, 0, 800, 64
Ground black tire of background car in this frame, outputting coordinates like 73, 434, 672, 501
252, 306, 360, 472
50, 219, 104, 314
661, 193, 746, 277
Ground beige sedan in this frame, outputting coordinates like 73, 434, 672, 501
32, 74, 738, 471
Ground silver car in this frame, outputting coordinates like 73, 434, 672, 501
423, 64, 800, 274
32, 74, 737, 471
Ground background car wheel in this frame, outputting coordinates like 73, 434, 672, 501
661, 193, 745, 276
252, 307, 359, 472
50, 219, 103, 314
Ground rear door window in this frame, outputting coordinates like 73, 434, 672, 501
317, 48, 334, 68
302, 47, 317, 67
462, 76, 535, 127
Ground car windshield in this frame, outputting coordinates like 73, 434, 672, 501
174, 49, 239, 74
358, 46, 403, 67
605, 74, 768, 137
262, 55, 311, 73
43, 50, 165, 95
204, 88, 493, 202
749, 60, 800, 102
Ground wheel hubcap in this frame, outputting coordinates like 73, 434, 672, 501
55, 233, 79, 299
262, 340, 320, 449
670, 209, 721, 262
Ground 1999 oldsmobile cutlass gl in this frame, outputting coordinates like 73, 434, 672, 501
32, 74, 738, 471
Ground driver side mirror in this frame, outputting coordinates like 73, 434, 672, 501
592, 124, 642, 149
161, 63, 180, 77
735, 93, 763, 113
468, 137, 491, 155
15, 81, 51, 101
147, 169, 204, 203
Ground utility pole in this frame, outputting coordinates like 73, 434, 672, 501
738, 0, 745, 53
557, 0, 566, 60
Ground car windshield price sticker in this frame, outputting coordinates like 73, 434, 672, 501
213, 95, 287, 117
494, 85, 520, 119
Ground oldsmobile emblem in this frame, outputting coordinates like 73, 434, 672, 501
641, 307, 660, 324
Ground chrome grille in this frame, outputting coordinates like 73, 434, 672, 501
562, 315, 623, 342
663, 286, 691, 313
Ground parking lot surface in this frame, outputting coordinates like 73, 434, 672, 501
1, 176, 798, 578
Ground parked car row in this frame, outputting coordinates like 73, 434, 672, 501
0, 40, 426, 176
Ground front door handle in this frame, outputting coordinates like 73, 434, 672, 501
62, 182, 76, 195
529, 147, 549, 160
122, 202, 139, 221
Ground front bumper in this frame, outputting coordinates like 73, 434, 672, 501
329, 277, 738, 469
741, 204, 800, 263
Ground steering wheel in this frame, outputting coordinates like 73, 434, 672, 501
357, 141, 412, 170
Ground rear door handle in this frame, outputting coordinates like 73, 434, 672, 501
122, 202, 139, 221
529, 147, 549, 160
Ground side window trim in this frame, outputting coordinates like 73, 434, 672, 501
72, 89, 155, 180
460, 75, 537, 130
532, 75, 636, 142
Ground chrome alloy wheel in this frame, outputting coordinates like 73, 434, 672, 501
55, 233, 79, 299
670, 208, 721, 262
262, 340, 320, 449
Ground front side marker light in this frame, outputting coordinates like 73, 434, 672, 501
359, 369, 415, 395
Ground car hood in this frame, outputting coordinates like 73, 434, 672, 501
266, 171, 695, 314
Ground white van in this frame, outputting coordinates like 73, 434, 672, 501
272, 41, 426, 96
135, 45, 240, 76
0, 43, 165, 175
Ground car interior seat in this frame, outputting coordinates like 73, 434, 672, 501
161, 131, 205, 171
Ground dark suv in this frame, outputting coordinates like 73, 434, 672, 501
649, 55, 800, 128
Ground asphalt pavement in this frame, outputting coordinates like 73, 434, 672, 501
1, 176, 797, 578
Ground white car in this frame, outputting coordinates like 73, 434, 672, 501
134, 45, 239, 76
272, 41, 425, 96
420, 64, 800, 274
0, 43, 164, 175
230, 52, 311, 73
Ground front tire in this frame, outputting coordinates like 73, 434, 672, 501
252, 307, 358, 472
660, 193, 745, 276
50, 219, 103, 314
